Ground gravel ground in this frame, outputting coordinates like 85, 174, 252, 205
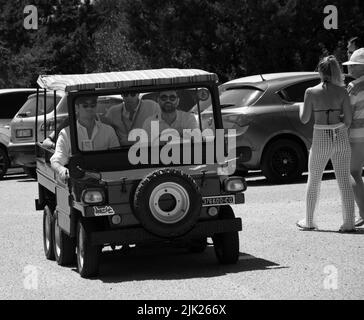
0, 169, 363, 300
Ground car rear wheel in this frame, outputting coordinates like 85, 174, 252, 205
53, 211, 76, 266
261, 139, 306, 184
76, 219, 101, 278
0, 148, 9, 179
213, 205, 240, 264
43, 205, 55, 260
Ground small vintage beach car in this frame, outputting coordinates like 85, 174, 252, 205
34, 69, 246, 278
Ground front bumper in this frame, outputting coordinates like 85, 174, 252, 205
7, 142, 35, 167
90, 218, 242, 246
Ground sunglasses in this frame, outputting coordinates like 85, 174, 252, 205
159, 94, 178, 102
80, 103, 97, 108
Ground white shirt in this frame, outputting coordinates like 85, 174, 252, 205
50, 120, 120, 166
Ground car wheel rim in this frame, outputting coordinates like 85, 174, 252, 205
54, 221, 61, 257
149, 182, 190, 224
271, 148, 297, 177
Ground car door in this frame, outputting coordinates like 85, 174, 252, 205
281, 78, 320, 146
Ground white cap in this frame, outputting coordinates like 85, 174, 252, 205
343, 48, 364, 65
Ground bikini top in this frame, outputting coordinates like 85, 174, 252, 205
312, 83, 342, 125
313, 108, 341, 125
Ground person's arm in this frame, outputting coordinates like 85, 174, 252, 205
300, 88, 313, 124
50, 129, 70, 183
342, 90, 352, 128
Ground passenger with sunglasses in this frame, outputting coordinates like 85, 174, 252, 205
142, 90, 198, 138
50, 96, 119, 182
101, 92, 160, 145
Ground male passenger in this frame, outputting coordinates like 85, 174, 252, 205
50, 96, 119, 182
102, 93, 160, 145
142, 90, 198, 137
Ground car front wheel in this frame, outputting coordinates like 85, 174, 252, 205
76, 219, 101, 278
261, 139, 306, 184
213, 206, 240, 264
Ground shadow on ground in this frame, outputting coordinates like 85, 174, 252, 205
71, 245, 286, 283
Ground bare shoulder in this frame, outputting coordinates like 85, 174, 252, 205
333, 85, 349, 97
306, 83, 323, 94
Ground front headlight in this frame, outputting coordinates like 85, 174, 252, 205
224, 177, 247, 192
82, 189, 105, 204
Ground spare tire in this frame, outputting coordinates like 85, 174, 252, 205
133, 168, 202, 238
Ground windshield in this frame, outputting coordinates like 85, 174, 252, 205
67, 87, 216, 153
17, 95, 62, 117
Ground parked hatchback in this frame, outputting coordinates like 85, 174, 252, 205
0, 88, 37, 178
202, 72, 354, 184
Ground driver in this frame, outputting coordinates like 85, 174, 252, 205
50, 96, 119, 182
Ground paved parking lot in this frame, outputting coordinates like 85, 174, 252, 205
0, 169, 363, 300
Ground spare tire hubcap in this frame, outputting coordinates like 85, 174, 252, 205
149, 182, 190, 224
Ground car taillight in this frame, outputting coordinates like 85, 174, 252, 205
16, 129, 33, 138
224, 114, 252, 128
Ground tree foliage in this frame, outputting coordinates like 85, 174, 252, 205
1, 0, 364, 87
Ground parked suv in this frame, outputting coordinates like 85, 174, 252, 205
0, 88, 37, 178
202, 72, 354, 183
35, 69, 246, 278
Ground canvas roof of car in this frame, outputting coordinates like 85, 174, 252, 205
37, 69, 218, 92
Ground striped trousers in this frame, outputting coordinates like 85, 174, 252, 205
304, 123, 355, 229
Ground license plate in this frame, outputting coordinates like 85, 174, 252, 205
202, 195, 235, 207
93, 206, 115, 216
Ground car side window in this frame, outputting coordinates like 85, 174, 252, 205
280, 79, 320, 103
0, 92, 32, 118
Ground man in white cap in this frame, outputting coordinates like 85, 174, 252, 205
343, 48, 364, 227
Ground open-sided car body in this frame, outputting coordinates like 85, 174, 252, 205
34, 69, 246, 278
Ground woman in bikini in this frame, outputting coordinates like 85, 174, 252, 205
296, 55, 356, 232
